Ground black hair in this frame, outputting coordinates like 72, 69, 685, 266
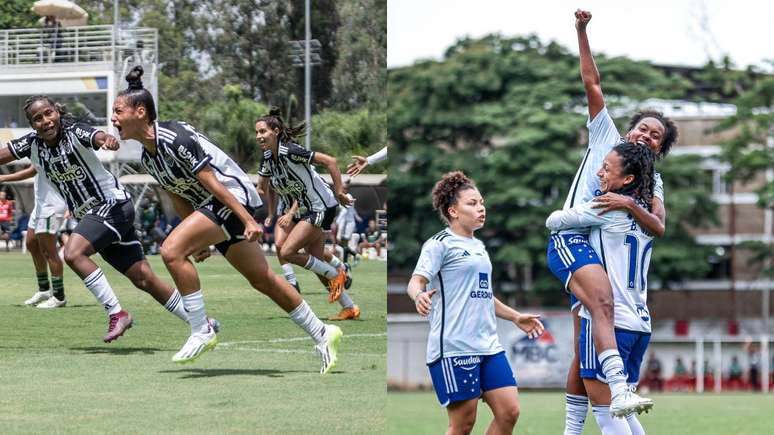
23, 95, 75, 128
611, 142, 657, 211
255, 107, 305, 144
627, 110, 678, 158
431, 171, 476, 223
118, 65, 157, 123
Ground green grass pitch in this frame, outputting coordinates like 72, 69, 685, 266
387, 391, 774, 434
0, 252, 385, 434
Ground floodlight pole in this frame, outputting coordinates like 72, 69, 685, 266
304, 0, 311, 150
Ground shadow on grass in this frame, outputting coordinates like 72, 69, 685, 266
70, 346, 163, 355
159, 367, 306, 379
10, 304, 95, 309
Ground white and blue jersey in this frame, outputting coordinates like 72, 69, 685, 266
547, 199, 654, 383
546, 107, 663, 298
413, 228, 503, 364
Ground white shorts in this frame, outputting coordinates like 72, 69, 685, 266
337, 221, 356, 241
28, 207, 64, 235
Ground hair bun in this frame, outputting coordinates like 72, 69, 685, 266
126, 65, 145, 90
268, 106, 282, 117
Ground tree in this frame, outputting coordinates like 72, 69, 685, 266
330, 0, 386, 111
388, 34, 718, 304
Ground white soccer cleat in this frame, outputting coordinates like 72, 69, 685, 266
36, 296, 67, 309
315, 324, 343, 375
610, 390, 654, 417
172, 329, 218, 364
25, 290, 52, 306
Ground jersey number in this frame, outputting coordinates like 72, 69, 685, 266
624, 234, 653, 291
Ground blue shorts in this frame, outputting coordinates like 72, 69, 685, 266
547, 233, 602, 291
578, 317, 650, 384
428, 352, 517, 407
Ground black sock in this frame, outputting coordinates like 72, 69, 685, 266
52, 276, 64, 300
36, 272, 50, 292
342, 248, 350, 263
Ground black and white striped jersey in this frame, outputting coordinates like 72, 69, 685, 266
7, 123, 129, 218
141, 121, 261, 209
258, 142, 338, 214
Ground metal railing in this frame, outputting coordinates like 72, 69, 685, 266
0, 25, 157, 67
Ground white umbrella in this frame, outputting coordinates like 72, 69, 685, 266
31, 0, 89, 20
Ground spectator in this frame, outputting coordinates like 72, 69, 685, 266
643, 353, 664, 392
746, 342, 761, 391
0, 191, 14, 249
728, 356, 744, 390
358, 219, 385, 259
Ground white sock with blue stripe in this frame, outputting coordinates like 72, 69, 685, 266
592, 405, 632, 435
599, 348, 628, 398
564, 393, 588, 435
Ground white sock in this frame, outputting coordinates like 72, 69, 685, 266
288, 300, 327, 344
338, 291, 354, 308
564, 393, 588, 435
83, 268, 122, 316
626, 413, 645, 435
281, 263, 297, 285
599, 349, 628, 398
163, 289, 189, 324
328, 255, 342, 268
592, 405, 632, 435
182, 290, 209, 334
304, 255, 338, 279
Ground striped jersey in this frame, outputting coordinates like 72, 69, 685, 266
413, 228, 503, 364
559, 107, 664, 236
7, 123, 129, 218
141, 121, 261, 209
546, 202, 653, 332
258, 142, 338, 215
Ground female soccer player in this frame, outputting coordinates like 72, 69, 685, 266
549, 9, 678, 425
0, 166, 67, 308
112, 66, 342, 372
255, 110, 356, 311
0, 96, 196, 342
548, 143, 658, 435
407, 171, 544, 435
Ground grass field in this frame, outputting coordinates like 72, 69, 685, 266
0, 252, 385, 434
387, 390, 774, 434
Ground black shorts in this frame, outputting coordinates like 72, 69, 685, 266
72, 200, 144, 274
0, 222, 10, 234
295, 205, 338, 230
197, 198, 256, 256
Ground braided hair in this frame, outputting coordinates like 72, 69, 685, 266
611, 142, 657, 211
431, 171, 476, 223
255, 107, 306, 144
118, 65, 157, 123
23, 95, 75, 127
627, 110, 678, 158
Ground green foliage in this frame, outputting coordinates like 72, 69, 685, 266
0, 0, 38, 29
311, 108, 386, 169
716, 70, 774, 276
199, 87, 269, 170
388, 34, 718, 302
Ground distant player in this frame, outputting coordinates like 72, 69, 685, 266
0, 166, 68, 308
548, 143, 658, 435
112, 66, 342, 372
346, 145, 387, 177
0, 190, 13, 247
547, 9, 678, 427
335, 183, 362, 265
407, 171, 544, 435
256, 109, 360, 321
0, 95, 201, 342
